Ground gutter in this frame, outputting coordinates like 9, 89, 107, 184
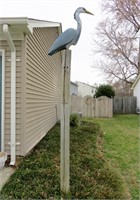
3, 24, 16, 165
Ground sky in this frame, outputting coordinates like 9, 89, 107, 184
0, 0, 105, 85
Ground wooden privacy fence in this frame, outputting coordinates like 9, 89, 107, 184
71, 95, 113, 118
113, 96, 137, 114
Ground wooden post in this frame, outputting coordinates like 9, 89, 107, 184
60, 49, 71, 193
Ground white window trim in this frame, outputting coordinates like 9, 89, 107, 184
0, 50, 5, 152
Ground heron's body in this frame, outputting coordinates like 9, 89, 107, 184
48, 7, 93, 56
48, 28, 76, 55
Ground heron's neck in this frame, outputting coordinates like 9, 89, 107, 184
76, 14, 82, 31
74, 13, 82, 42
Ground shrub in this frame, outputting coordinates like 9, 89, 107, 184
70, 113, 79, 127
94, 84, 115, 98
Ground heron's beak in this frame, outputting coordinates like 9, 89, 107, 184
85, 9, 94, 15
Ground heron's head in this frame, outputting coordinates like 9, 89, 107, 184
74, 7, 94, 19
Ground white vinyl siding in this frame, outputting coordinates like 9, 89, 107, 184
24, 27, 62, 154
0, 26, 62, 156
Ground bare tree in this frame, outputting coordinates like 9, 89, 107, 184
92, 0, 140, 85
103, 0, 140, 31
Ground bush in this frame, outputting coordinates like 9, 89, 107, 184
70, 113, 79, 127
94, 84, 115, 98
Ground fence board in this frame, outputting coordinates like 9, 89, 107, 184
83, 96, 96, 117
113, 97, 123, 114
71, 95, 83, 114
71, 95, 113, 118
113, 96, 136, 114
95, 96, 113, 118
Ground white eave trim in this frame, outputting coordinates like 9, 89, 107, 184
29, 21, 61, 28
28, 19, 61, 33
0, 17, 29, 25
0, 17, 61, 37
0, 17, 32, 40
0, 17, 61, 28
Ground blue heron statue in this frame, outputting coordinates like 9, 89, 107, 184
48, 7, 93, 194
48, 7, 94, 56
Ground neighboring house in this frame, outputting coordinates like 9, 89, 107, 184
0, 17, 62, 165
76, 81, 96, 97
70, 81, 78, 96
131, 74, 140, 109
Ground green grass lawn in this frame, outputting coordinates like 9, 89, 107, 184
92, 114, 140, 200
0, 120, 129, 199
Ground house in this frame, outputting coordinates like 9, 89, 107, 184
75, 81, 96, 97
0, 17, 62, 165
70, 81, 78, 96
131, 74, 140, 109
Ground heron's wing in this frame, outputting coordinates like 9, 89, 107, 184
48, 28, 76, 55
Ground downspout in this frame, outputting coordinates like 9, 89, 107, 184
3, 24, 16, 165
